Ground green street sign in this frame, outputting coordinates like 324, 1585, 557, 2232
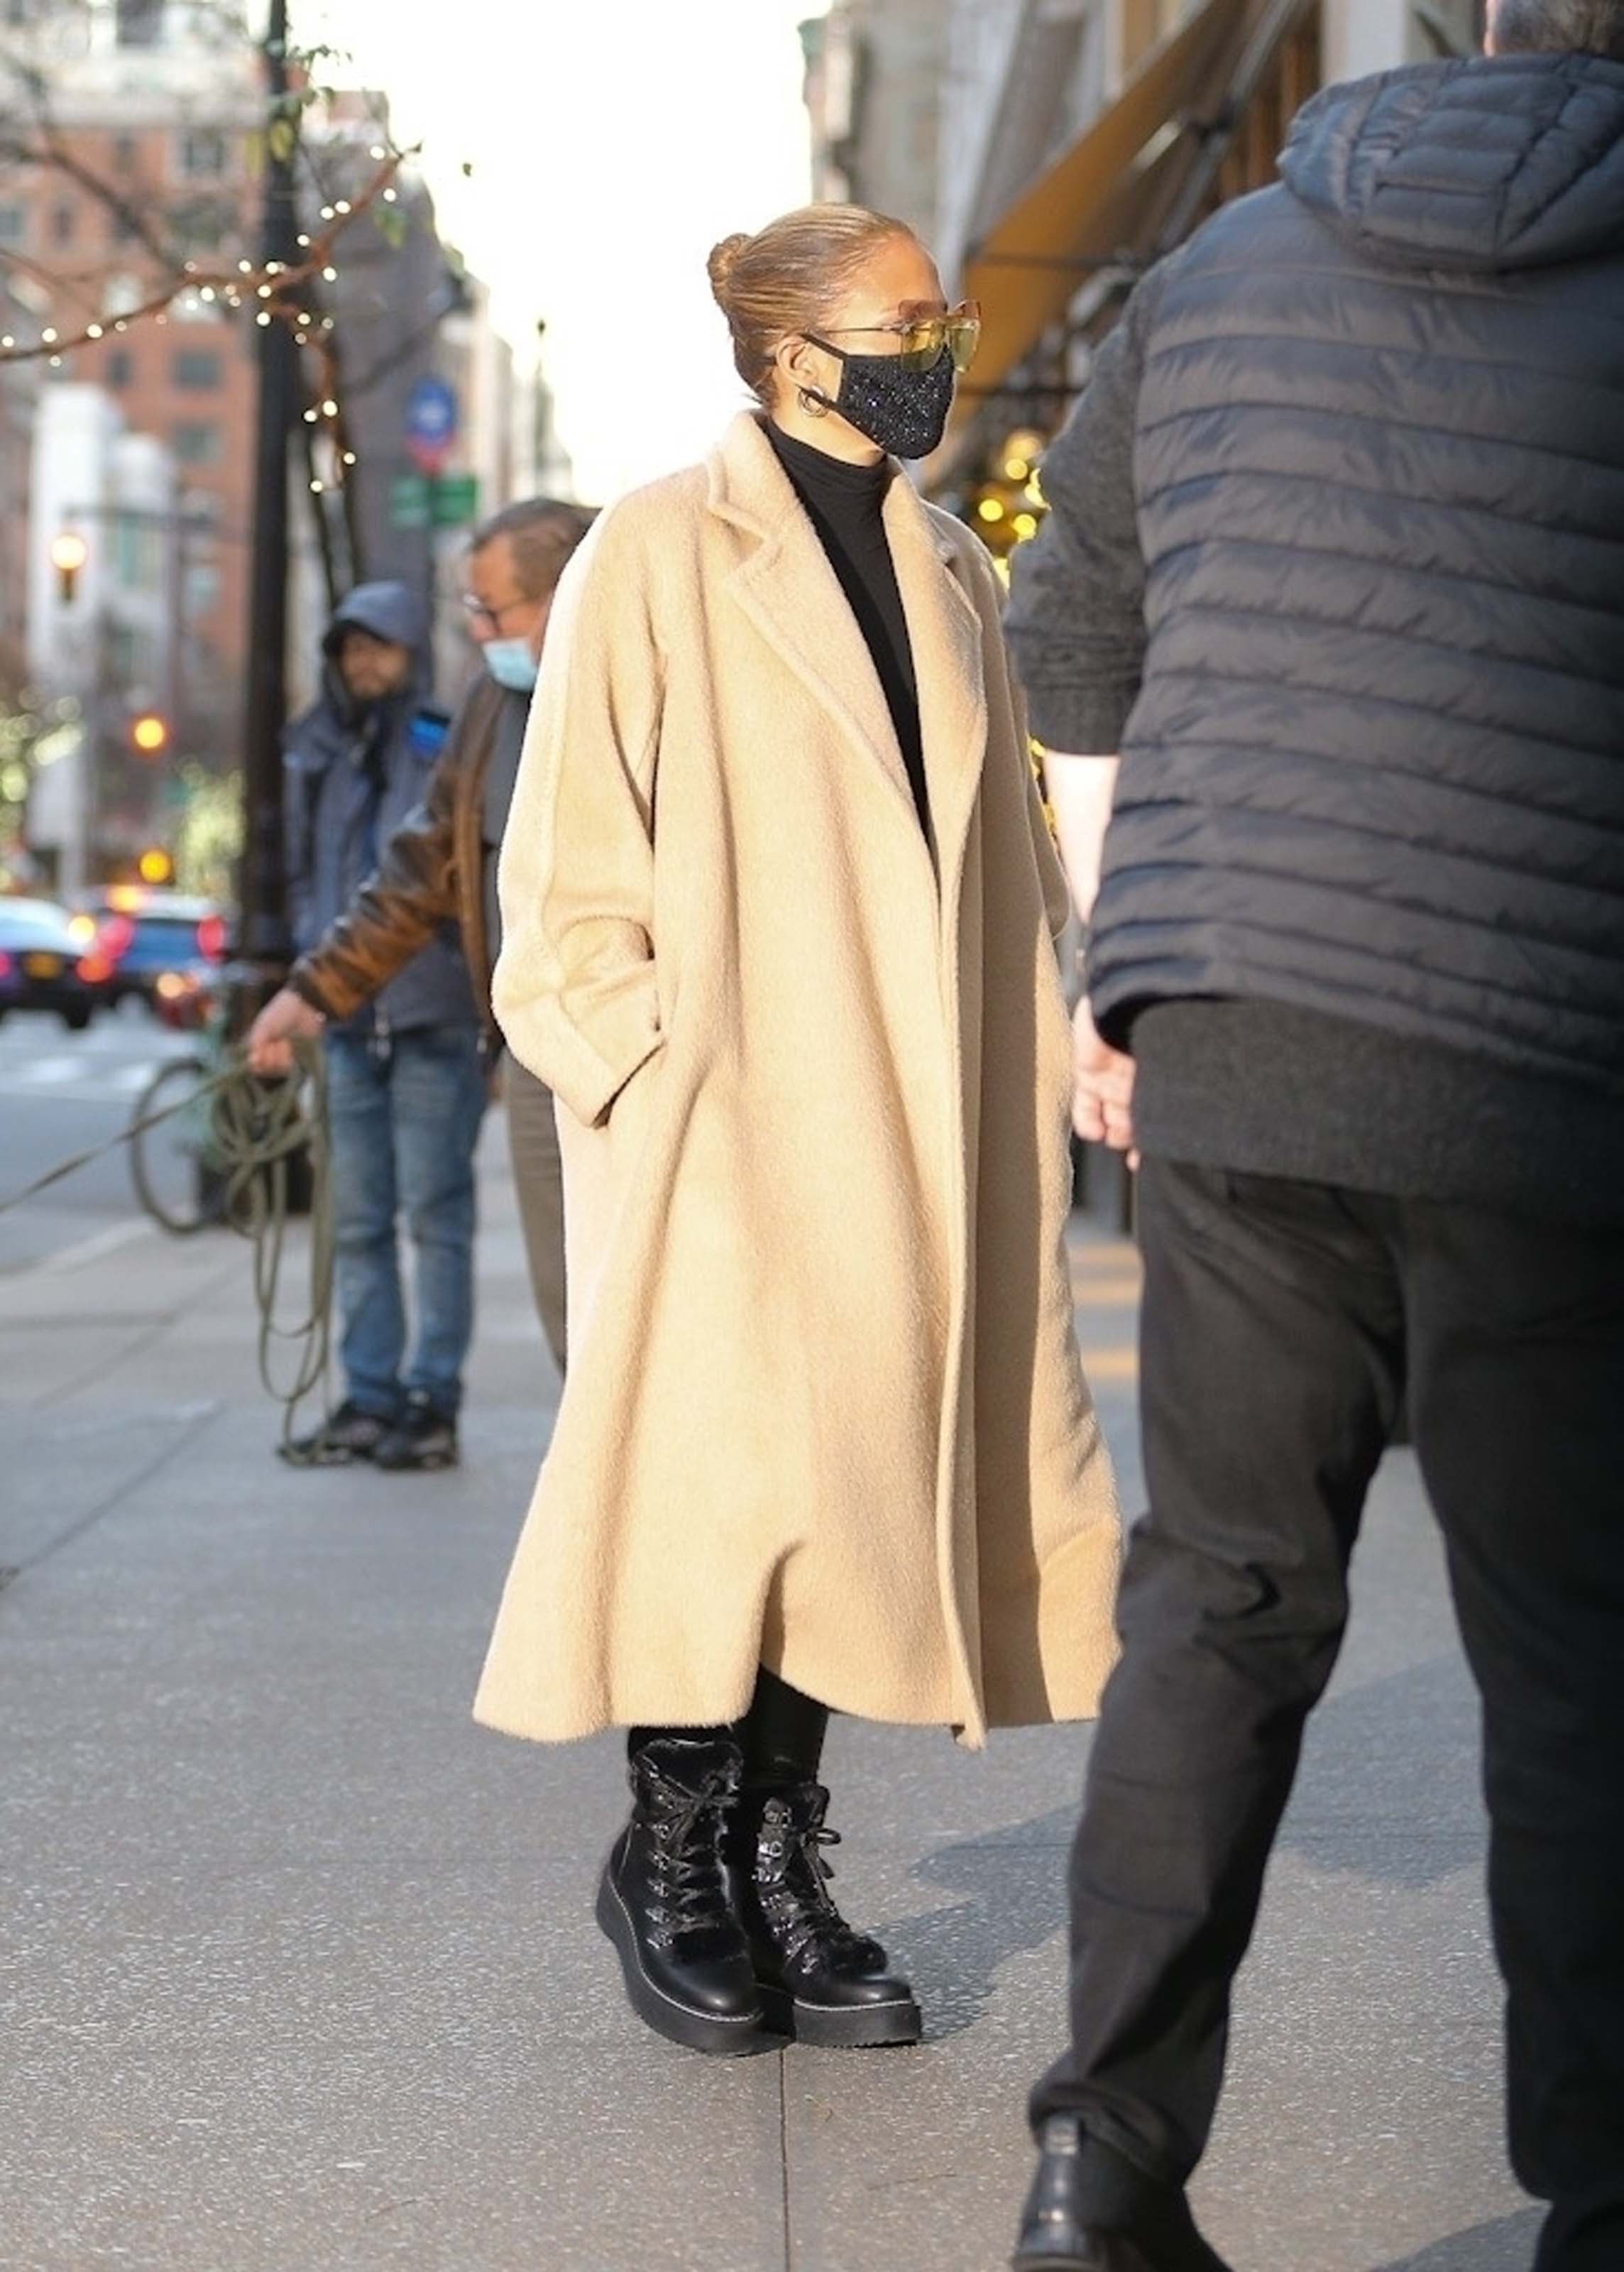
390, 474, 432, 530
390, 473, 479, 530
432, 474, 479, 527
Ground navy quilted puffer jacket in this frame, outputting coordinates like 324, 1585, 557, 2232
1052, 55, 1624, 1095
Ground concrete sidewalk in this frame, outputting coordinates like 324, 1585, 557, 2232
0, 1115, 1536, 2271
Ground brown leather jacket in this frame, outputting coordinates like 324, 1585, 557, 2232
287, 670, 509, 1042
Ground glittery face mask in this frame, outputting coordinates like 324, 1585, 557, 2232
801, 339, 959, 461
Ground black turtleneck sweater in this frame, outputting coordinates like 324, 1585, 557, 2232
766, 422, 930, 840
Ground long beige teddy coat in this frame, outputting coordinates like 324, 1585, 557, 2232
477, 410, 1119, 1748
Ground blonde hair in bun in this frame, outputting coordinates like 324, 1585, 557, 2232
707, 232, 752, 308
706, 203, 911, 408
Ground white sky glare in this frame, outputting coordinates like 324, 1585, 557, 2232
317, 0, 827, 503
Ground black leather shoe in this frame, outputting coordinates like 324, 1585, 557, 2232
728, 1780, 923, 2048
278, 1397, 392, 1467
1012, 2117, 1233, 2272
373, 1391, 459, 1473
596, 1736, 771, 2057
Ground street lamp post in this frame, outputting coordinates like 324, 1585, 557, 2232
232, 0, 300, 991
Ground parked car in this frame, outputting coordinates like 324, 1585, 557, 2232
0, 897, 101, 1030
72, 888, 229, 1017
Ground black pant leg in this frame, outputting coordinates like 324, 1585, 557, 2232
736, 1666, 830, 1784
1403, 1203, 1624, 2272
1032, 1162, 1405, 2191
628, 1668, 830, 1778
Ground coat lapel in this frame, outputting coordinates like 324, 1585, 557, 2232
710, 415, 918, 823
882, 477, 988, 892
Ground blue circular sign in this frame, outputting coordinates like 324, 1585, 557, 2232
406, 376, 458, 444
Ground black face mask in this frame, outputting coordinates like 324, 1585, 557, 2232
802, 339, 958, 461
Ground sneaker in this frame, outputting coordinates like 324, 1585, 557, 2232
373, 1390, 459, 1473
279, 1398, 393, 1468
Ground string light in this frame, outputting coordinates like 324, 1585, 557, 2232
0, 137, 408, 369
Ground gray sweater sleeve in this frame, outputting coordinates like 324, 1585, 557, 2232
1004, 271, 1161, 754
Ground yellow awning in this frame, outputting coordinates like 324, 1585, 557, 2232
940, 0, 1310, 467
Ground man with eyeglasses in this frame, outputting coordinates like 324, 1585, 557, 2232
251, 500, 596, 1446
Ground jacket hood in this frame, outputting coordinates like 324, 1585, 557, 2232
1280, 53, 1624, 273
322, 579, 428, 658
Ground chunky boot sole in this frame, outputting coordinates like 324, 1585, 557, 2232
757, 1979, 923, 2048
595, 1863, 774, 2058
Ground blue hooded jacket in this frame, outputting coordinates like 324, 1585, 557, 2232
282, 581, 478, 1035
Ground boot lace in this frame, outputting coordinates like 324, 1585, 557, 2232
637, 1755, 737, 1950
755, 1785, 886, 1976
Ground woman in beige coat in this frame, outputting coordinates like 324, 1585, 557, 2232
483, 204, 1120, 2058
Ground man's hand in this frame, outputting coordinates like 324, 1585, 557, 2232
246, 988, 326, 1077
1072, 996, 1137, 1162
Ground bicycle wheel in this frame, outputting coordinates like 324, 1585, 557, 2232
129, 1056, 227, 1235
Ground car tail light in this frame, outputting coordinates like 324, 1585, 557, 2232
197, 913, 227, 963
0, 951, 12, 979
99, 914, 136, 961
78, 954, 114, 983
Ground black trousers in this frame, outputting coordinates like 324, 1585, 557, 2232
629, 1667, 830, 1784
1032, 1162, 1624, 2271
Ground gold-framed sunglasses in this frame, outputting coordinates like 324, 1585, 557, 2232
807, 300, 982, 376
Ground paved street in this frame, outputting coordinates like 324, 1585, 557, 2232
0, 1008, 196, 1274
0, 1110, 1538, 2272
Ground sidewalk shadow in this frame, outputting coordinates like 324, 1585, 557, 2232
877, 1646, 1485, 2043
879, 1803, 1079, 2039
1371, 2210, 1540, 2270
1276, 1650, 1485, 1891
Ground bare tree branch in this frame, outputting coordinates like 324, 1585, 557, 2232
0, 146, 412, 362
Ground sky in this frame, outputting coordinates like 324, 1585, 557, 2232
314, 0, 828, 503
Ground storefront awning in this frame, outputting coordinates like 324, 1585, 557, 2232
938, 0, 1313, 474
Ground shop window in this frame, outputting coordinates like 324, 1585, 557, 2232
106, 349, 135, 390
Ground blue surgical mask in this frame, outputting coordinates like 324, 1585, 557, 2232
483, 637, 539, 693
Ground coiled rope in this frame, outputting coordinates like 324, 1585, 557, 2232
0, 1040, 334, 1453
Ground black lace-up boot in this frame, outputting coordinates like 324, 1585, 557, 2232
596, 1735, 770, 2056
728, 1779, 923, 2048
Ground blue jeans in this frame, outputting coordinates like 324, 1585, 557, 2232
324, 1025, 487, 1420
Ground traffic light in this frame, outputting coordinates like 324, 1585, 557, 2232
50, 530, 89, 605
138, 846, 174, 886
130, 712, 170, 758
